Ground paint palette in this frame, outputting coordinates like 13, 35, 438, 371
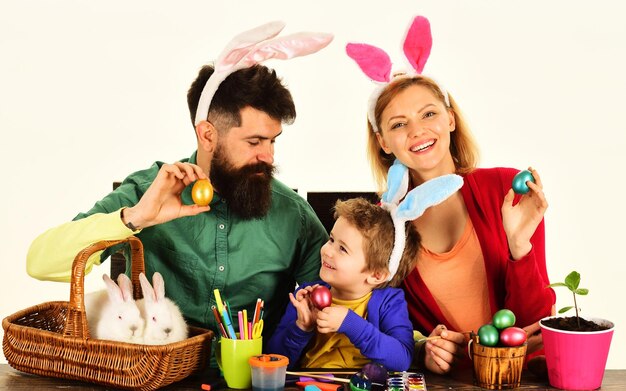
385, 372, 427, 390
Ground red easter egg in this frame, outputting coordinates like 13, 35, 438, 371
310, 286, 332, 310
499, 326, 527, 347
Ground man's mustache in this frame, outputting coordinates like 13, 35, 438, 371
241, 162, 275, 177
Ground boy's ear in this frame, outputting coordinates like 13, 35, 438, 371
195, 120, 218, 153
366, 270, 389, 286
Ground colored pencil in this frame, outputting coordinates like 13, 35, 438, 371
251, 298, 260, 324
242, 310, 248, 339
237, 311, 244, 340
218, 323, 228, 338
211, 306, 228, 338
224, 300, 235, 330
221, 309, 236, 339
213, 289, 224, 314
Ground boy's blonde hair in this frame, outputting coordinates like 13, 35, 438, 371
333, 198, 420, 288
366, 75, 480, 192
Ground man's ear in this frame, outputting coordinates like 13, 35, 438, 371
366, 269, 389, 286
195, 120, 217, 153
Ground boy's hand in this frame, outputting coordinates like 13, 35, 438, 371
290, 285, 319, 332
316, 305, 348, 334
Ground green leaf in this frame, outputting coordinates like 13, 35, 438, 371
547, 282, 568, 288
575, 288, 589, 295
558, 306, 574, 314
565, 271, 581, 290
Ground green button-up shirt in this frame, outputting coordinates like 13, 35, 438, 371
31, 152, 327, 353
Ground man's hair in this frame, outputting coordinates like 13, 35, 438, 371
333, 198, 421, 288
187, 64, 296, 133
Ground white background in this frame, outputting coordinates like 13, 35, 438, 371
1, 0, 625, 368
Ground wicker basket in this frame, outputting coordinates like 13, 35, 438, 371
2, 237, 214, 390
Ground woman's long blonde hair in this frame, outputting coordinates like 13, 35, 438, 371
366, 76, 480, 192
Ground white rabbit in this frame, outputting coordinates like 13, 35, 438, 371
137, 272, 189, 345
84, 273, 145, 343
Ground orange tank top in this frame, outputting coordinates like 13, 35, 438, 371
417, 217, 491, 333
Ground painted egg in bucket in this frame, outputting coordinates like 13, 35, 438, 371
499, 327, 527, 347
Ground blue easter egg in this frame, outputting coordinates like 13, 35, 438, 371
512, 170, 535, 194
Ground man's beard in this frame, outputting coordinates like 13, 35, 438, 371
210, 149, 275, 220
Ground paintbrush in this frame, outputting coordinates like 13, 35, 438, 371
286, 371, 384, 387
286, 371, 350, 383
416, 330, 474, 343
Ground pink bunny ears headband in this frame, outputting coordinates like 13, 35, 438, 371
346, 15, 449, 133
194, 21, 334, 126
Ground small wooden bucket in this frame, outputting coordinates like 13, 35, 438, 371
470, 338, 527, 390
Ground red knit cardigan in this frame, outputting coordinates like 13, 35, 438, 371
402, 167, 556, 335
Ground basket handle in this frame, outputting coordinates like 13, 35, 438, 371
63, 236, 145, 338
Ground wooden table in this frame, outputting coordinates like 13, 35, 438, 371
1, 364, 624, 390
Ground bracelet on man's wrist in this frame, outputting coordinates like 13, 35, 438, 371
121, 208, 140, 231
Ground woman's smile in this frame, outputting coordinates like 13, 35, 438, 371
410, 139, 436, 153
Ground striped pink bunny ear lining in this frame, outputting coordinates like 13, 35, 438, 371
195, 21, 333, 126
345, 15, 449, 132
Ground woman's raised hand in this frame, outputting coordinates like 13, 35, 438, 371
502, 167, 548, 260
122, 162, 210, 230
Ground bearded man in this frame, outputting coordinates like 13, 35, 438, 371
27, 57, 329, 356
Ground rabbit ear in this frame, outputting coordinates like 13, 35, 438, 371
402, 15, 432, 74
381, 160, 409, 205
139, 272, 157, 303
237, 32, 333, 69
385, 173, 462, 282
215, 20, 286, 71
116, 274, 134, 302
151, 272, 166, 301
395, 174, 463, 221
102, 274, 124, 304
346, 43, 392, 83
194, 21, 332, 126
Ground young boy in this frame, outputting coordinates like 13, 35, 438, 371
267, 197, 420, 371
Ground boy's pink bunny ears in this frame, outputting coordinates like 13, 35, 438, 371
195, 21, 333, 126
346, 16, 449, 132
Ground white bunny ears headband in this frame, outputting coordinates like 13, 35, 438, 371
194, 21, 334, 126
346, 15, 449, 133
381, 160, 463, 281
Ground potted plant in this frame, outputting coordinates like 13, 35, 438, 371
540, 271, 614, 390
